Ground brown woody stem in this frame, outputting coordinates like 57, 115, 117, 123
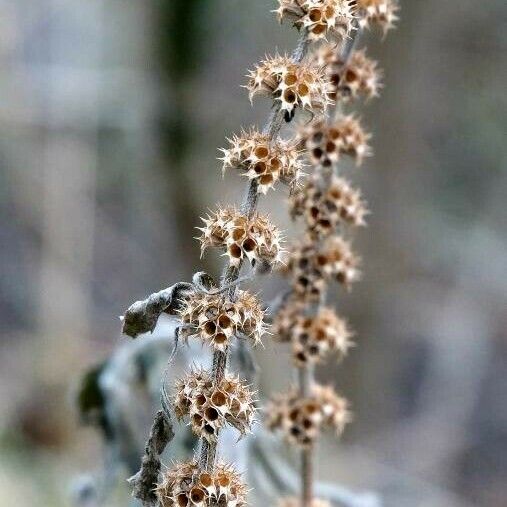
198, 31, 310, 472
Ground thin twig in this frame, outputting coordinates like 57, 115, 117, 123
198, 30, 311, 473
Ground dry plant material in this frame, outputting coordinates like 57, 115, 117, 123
198, 207, 284, 268
290, 174, 368, 235
121, 2, 400, 506
275, 0, 356, 41
220, 129, 303, 193
300, 116, 372, 168
318, 46, 382, 102
174, 370, 255, 441
267, 386, 350, 447
284, 236, 361, 300
178, 290, 265, 351
246, 56, 333, 115
274, 305, 353, 366
157, 461, 247, 507
356, 0, 399, 34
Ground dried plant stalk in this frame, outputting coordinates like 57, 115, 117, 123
121, 2, 399, 506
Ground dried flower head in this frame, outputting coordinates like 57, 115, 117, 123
220, 128, 303, 193
174, 370, 255, 440
274, 306, 353, 366
275, 0, 356, 41
198, 206, 283, 269
157, 461, 247, 507
284, 236, 360, 299
246, 55, 333, 115
178, 290, 266, 350
266, 384, 350, 446
290, 175, 368, 235
356, 0, 399, 34
300, 116, 371, 168
318, 45, 382, 101
278, 498, 331, 507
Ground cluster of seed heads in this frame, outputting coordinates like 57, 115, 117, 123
318, 46, 382, 102
274, 305, 353, 365
178, 290, 265, 350
284, 236, 360, 300
198, 206, 283, 269
356, 0, 399, 34
290, 174, 368, 235
157, 461, 247, 507
174, 370, 255, 441
300, 116, 371, 168
275, 0, 356, 41
267, 385, 350, 447
278, 498, 331, 507
220, 128, 303, 193
246, 55, 333, 116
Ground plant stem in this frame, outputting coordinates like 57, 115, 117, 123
296, 27, 362, 506
198, 31, 310, 472
299, 357, 314, 507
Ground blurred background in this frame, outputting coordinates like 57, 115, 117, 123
0, 1, 506, 506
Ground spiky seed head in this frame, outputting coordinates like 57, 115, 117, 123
199, 206, 284, 270
300, 116, 372, 168
272, 297, 307, 343
283, 236, 360, 300
274, 305, 354, 366
317, 45, 383, 102
356, 0, 399, 35
266, 384, 350, 447
246, 55, 333, 115
320, 235, 361, 288
178, 290, 266, 350
220, 128, 303, 193
275, 0, 356, 42
157, 461, 247, 507
290, 174, 368, 235
174, 370, 256, 440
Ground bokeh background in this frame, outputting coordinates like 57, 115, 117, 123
1, 1, 506, 506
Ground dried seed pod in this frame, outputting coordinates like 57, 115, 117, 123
290, 175, 368, 235
320, 235, 361, 288
275, 0, 356, 42
356, 0, 399, 35
271, 297, 306, 343
174, 370, 256, 440
157, 461, 247, 507
274, 306, 353, 366
246, 55, 333, 115
318, 45, 382, 102
198, 207, 283, 269
220, 128, 303, 193
178, 290, 266, 350
283, 236, 360, 300
313, 384, 351, 436
266, 385, 350, 447
278, 498, 332, 507
300, 116, 371, 168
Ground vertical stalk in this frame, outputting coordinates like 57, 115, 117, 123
198, 31, 310, 473
295, 27, 362, 507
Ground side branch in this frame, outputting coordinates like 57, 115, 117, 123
121, 282, 194, 338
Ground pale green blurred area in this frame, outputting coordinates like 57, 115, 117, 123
0, 0, 506, 506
